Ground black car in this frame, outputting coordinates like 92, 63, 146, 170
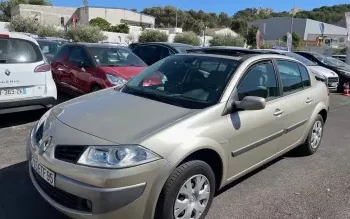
130, 42, 198, 65
36, 38, 68, 63
295, 51, 350, 91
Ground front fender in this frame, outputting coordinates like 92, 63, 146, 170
165, 137, 228, 189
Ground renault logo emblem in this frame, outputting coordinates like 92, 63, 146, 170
39, 136, 52, 154
5, 69, 10, 76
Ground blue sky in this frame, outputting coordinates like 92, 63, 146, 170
51, 0, 347, 15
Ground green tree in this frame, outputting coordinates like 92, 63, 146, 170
37, 24, 64, 37
209, 34, 246, 47
65, 25, 107, 43
246, 25, 259, 48
6, 15, 40, 33
282, 32, 301, 48
231, 19, 248, 37
173, 31, 200, 46
138, 29, 168, 43
108, 24, 129, 33
0, 0, 51, 22
89, 17, 111, 31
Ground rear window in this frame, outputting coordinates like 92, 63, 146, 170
0, 38, 43, 63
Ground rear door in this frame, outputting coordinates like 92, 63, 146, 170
67, 46, 91, 93
0, 36, 46, 101
274, 59, 316, 149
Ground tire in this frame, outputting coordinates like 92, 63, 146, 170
156, 160, 216, 219
298, 114, 324, 155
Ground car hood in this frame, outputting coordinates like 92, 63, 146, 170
99, 66, 146, 80
308, 66, 338, 77
52, 89, 195, 144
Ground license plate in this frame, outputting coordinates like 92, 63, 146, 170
0, 88, 26, 96
31, 157, 55, 187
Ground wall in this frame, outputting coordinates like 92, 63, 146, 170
0, 22, 9, 32
249, 17, 307, 41
87, 7, 154, 27
214, 28, 238, 37
305, 19, 348, 44
12, 4, 76, 26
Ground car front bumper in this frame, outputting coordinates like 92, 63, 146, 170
28, 126, 174, 219
0, 96, 56, 114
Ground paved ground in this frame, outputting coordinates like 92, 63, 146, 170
1, 93, 350, 219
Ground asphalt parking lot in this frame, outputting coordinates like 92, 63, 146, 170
1, 93, 350, 219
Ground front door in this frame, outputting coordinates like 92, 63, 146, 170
226, 60, 286, 179
67, 46, 90, 94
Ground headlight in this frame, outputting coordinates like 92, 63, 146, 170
36, 108, 51, 131
338, 70, 350, 76
77, 145, 161, 168
106, 74, 127, 86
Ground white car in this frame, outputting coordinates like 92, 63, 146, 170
255, 49, 339, 91
0, 32, 57, 114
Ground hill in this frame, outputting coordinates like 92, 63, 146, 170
141, 4, 350, 36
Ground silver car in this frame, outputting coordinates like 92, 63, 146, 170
28, 53, 329, 219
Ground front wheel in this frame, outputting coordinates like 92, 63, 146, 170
298, 114, 324, 155
156, 160, 216, 219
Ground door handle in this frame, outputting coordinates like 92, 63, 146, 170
273, 109, 284, 116
306, 97, 313, 103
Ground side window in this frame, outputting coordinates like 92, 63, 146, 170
69, 46, 86, 63
138, 45, 161, 65
298, 64, 311, 87
160, 47, 173, 59
53, 45, 70, 61
276, 60, 303, 94
237, 61, 279, 101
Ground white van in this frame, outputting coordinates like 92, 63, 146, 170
0, 32, 57, 114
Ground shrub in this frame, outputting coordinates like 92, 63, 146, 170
37, 25, 64, 38
6, 15, 40, 33
108, 24, 129, 33
173, 31, 200, 46
138, 29, 168, 43
209, 34, 245, 47
64, 25, 107, 43
89, 17, 111, 31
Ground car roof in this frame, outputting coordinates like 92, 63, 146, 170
65, 42, 128, 49
175, 52, 299, 63
254, 49, 288, 54
136, 42, 195, 47
1, 32, 39, 44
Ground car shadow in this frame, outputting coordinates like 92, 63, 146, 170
0, 93, 72, 129
0, 161, 68, 219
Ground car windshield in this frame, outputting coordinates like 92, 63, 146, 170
87, 45, 147, 67
313, 53, 350, 68
37, 40, 63, 55
285, 52, 318, 66
122, 55, 241, 109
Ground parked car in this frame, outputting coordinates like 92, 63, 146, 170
332, 54, 346, 63
0, 32, 57, 114
295, 51, 350, 92
36, 38, 67, 63
255, 49, 339, 91
29, 52, 329, 219
51, 43, 148, 95
130, 42, 197, 65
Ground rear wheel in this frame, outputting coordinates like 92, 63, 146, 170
298, 114, 324, 155
156, 160, 216, 219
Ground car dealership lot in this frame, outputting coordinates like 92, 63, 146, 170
1, 93, 350, 219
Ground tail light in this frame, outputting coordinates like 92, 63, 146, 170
0, 34, 9, 38
34, 64, 51, 72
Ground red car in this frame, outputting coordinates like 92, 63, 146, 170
51, 43, 150, 94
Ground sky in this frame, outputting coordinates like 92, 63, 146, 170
51, 0, 348, 15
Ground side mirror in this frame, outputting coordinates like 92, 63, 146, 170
235, 96, 266, 111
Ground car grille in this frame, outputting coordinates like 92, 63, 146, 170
32, 167, 92, 212
328, 77, 339, 83
54, 146, 87, 163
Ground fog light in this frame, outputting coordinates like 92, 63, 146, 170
83, 200, 92, 211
